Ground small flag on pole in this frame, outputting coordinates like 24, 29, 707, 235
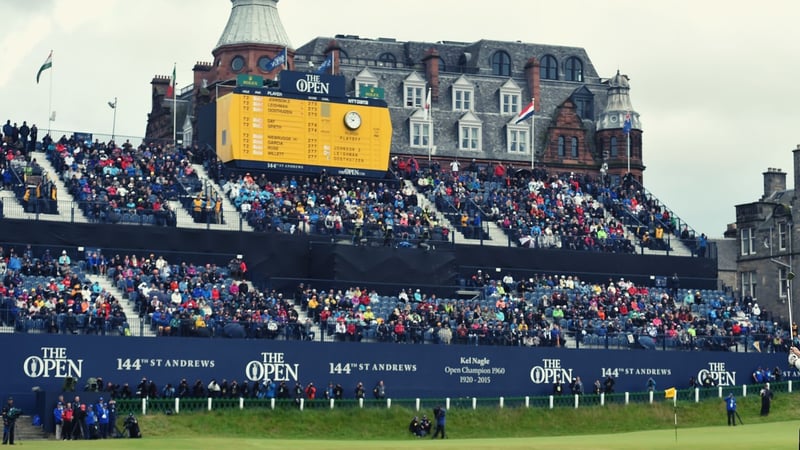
266, 48, 287, 72
316, 53, 333, 75
424, 88, 432, 121
108, 100, 117, 109
515, 99, 535, 124
664, 387, 676, 399
623, 112, 632, 134
36, 51, 53, 84
166, 64, 176, 98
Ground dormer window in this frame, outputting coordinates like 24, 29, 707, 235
452, 76, 475, 112
403, 72, 426, 108
499, 79, 522, 115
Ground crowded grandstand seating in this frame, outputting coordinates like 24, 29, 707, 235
44, 135, 202, 226
221, 172, 450, 247
1, 129, 708, 256
420, 162, 635, 252
0, 246, 129, 335
106, 252, 314, 340
0, 244, 787, 354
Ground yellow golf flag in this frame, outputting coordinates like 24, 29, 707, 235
664, 388, 676, 399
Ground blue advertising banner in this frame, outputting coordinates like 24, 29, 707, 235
3, 334, 793, 411
278, 70, 346, 98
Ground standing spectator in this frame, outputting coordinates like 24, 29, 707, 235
760, 383, 774, 416
62, 402, 73, 440
449, 159, 460, 178
53, 401, 64, 440
354, 381, 365, 399
72, 401, 87, 440
2, 397, 17, 445
29, 124, 38, 152
373, 380, 386, 400
305, 382, 316, 401
570, 377, 583, 395
725, 393, 737, 426
669, 273, 680, 299
646, 377, 656, 393
593, 379, 602, 394
603, 375, 615, 394
107, 399, 117, 438
697, 233, 708, 258
432, 404, 446, 439
553, 380, 563, 396
18, 122, 30, 151
333, 383, 344, 400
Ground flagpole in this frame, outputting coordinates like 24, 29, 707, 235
48, 51, 54, 136
172, 62, 177, 147
626, 128, 631, 174
111, 97, 117, 142
530, 97, 535, 170
626, 110, 631, 174
427, 87, 432, 165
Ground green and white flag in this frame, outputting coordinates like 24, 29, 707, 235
36, 51, 52, 84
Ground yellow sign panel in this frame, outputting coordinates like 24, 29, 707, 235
216, 91, 392, 173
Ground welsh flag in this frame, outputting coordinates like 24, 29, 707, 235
166, 64, 176, 98
36, 51, 53, 84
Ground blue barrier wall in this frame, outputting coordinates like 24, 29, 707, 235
4, 334, 795, 414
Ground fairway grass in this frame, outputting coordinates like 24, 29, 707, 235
12, 421, 800, 449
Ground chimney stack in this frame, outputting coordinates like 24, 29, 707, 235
794, 145, 800, 196
763, 167, 786, 200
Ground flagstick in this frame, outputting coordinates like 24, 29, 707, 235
48, 51, 54, 136
673, 395, 677, 443
172, 62, 177, 147
529, 97, 535, 170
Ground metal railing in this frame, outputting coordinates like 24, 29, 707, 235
110, 380, 796, 415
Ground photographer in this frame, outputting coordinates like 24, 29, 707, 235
2, 397, 19, 445
123, 413, 141, 438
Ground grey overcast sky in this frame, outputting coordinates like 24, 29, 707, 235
2, 0, 799, 238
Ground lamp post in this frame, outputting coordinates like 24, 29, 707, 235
108, 97, 117, 142
770, 258, 794, 338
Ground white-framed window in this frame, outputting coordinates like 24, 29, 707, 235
740, 227, 756, 255
778, 222, 788, 250
460, 125, 480, 150
779, 267, 789, 298
458, 112, 482, 151
506, 123, 529, 153
411, 122, 430, 148
454, 89, 472, 111
740, 270, 757, 299
499, 79, 522, 115
451, 75, 475, 112
405, 85, 424, 107
403, 72, 426, 108
501, 92, 520, 115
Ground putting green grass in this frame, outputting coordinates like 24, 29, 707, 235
14, 421, 800, 449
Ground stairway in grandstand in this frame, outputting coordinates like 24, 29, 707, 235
0, 154, 89, 224
85, 274, 155, 337
605, 208, 692, 257
404, 180, 507, 246
167, 164, 254, 232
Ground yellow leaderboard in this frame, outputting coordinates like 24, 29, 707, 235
216, 90, 392, 174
